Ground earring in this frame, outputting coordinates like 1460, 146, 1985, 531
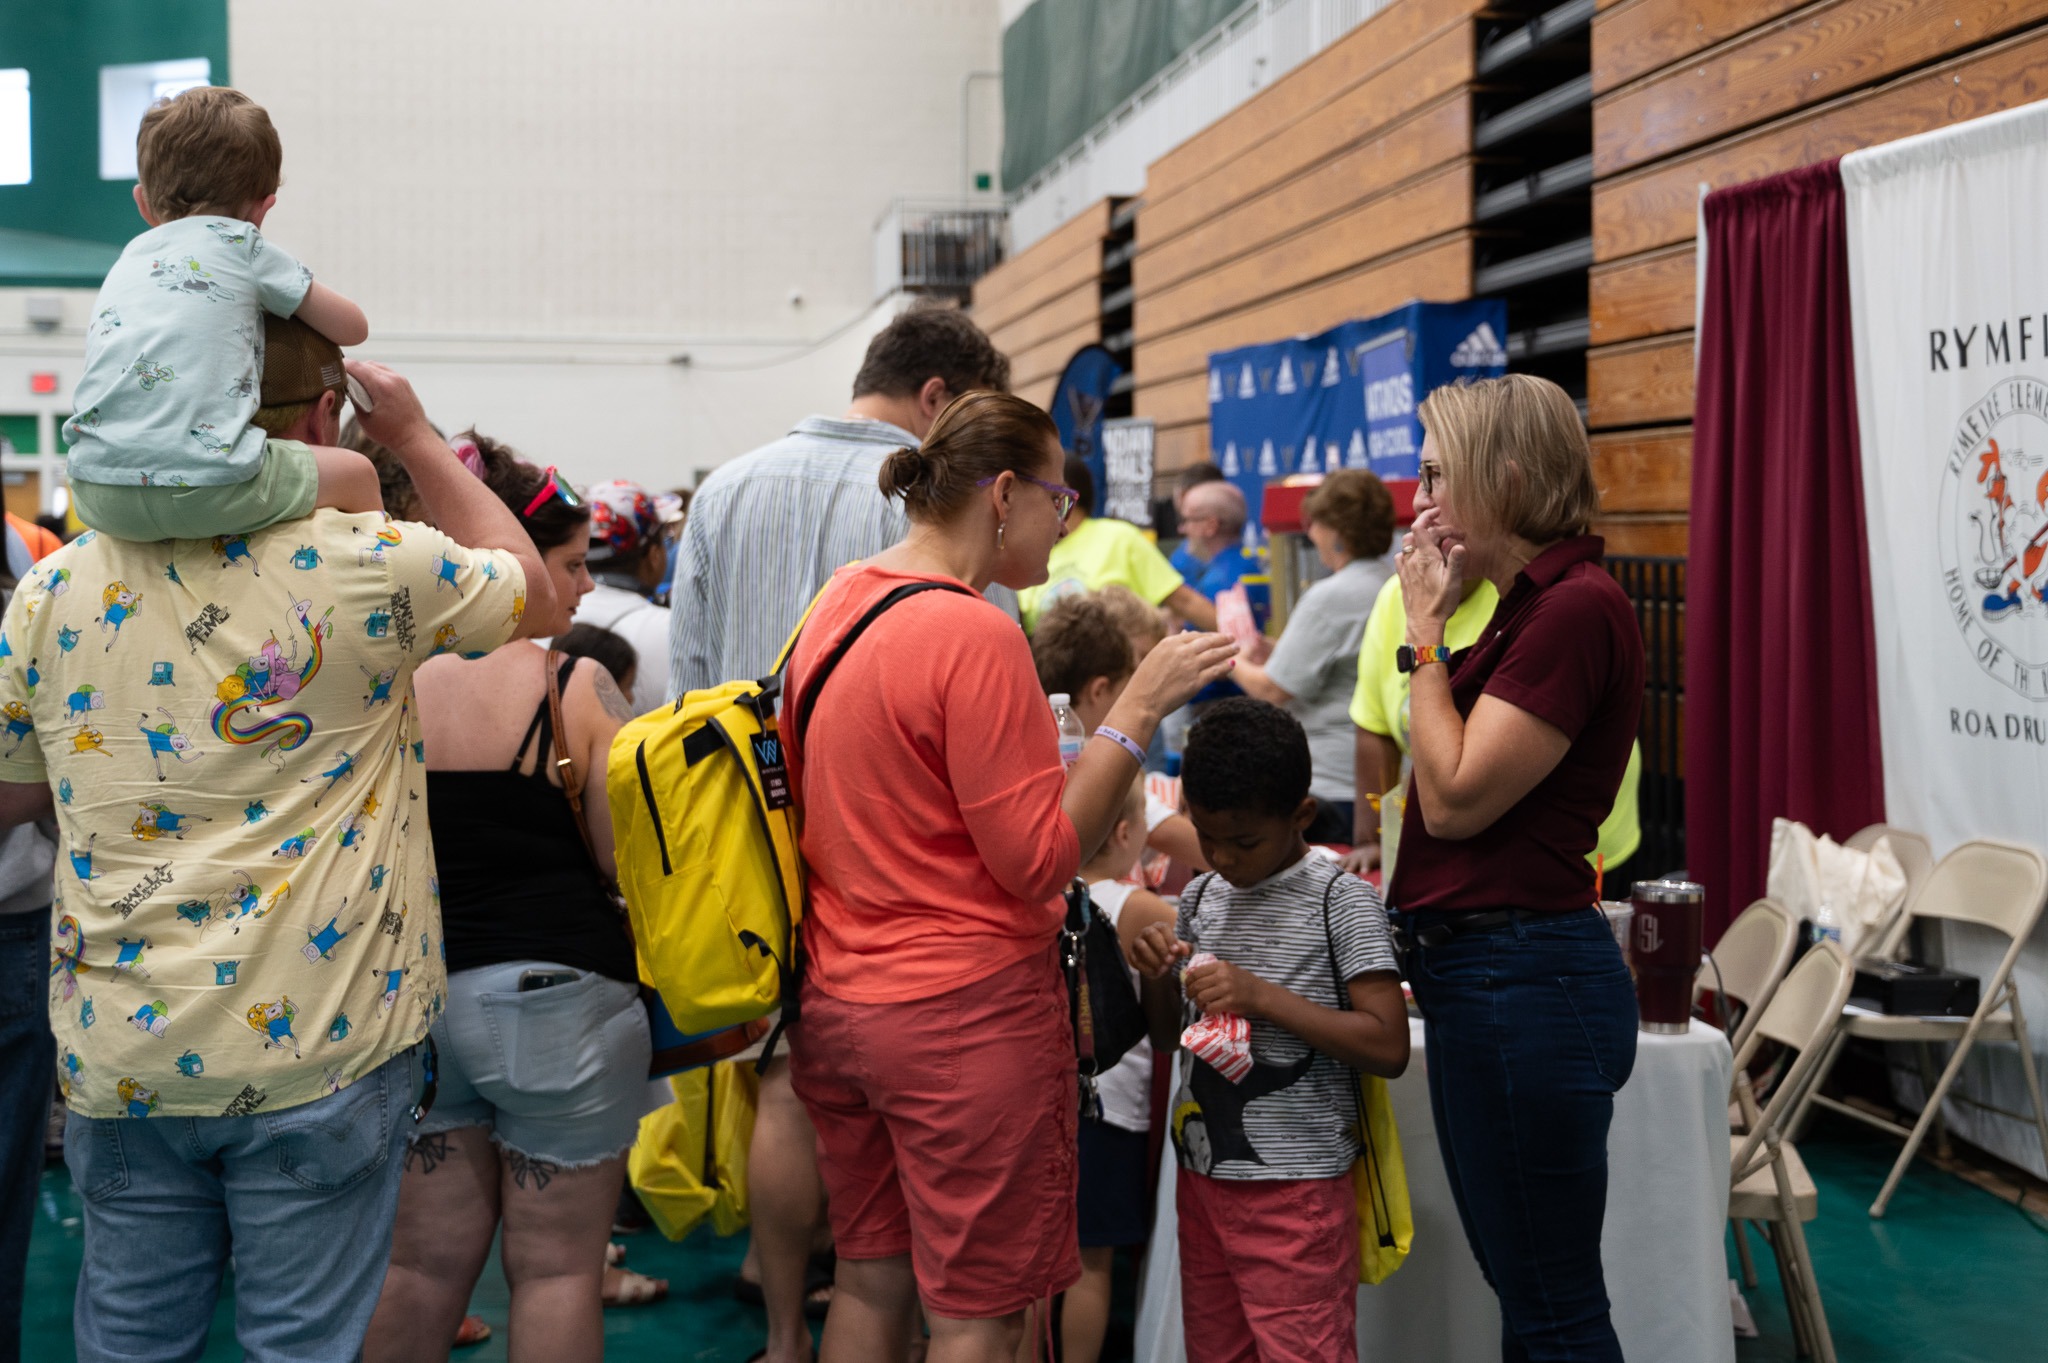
997, 521, 1007, 550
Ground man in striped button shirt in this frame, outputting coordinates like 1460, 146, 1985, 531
665, 303, 1011, 1363
668, 305, 1016, 697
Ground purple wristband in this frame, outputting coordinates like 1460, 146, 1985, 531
1093, 725, 1148, 766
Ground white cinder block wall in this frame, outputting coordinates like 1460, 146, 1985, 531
0, 0, 1005, 505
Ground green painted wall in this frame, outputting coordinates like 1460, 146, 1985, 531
0, 1, 230, 247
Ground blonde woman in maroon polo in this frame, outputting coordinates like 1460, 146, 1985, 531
1385, 375, 1645, 1363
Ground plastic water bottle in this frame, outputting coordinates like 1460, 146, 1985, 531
1050, 693, 1086, 770
1810, 896, 1843, 948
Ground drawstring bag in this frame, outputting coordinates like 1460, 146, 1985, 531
1062, 878, 1149, 1115
1316, 868, 1414, 1284
627, 1059, 759, 1240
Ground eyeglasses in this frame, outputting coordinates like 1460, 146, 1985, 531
978, 472, 1080, 521
521, 466, 585, 519
1417, 462, 1444, 496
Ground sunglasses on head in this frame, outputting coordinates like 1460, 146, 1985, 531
521, 466, 585, 518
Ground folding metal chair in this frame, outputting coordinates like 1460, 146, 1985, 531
1729, 941, 1855, 1362
1696, 896, 1799, 1057
1800, 839, 2048, 1217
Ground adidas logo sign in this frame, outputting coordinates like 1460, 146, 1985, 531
1209, 369, 1223, 403
1321, 348, 1341, 387
1276, 360, 1297, 395
1449, 323, 1507, 369
1238, 363, 1257, 399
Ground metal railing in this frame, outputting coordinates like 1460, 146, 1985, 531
872, 199, 1008, 301
1607, 555, 1687, 879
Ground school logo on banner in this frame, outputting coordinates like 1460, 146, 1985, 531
1941, 376, 2048, 699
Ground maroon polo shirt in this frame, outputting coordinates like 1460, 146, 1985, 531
1387, 536, 1644, 914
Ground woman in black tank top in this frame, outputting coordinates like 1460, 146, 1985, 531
365, 433, 652, 1363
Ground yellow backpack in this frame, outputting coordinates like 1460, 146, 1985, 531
607, 581, 970, 1053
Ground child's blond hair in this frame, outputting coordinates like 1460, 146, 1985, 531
1094, 584, 1169, 656
137, 86, 282, 221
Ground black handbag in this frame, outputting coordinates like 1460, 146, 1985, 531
1061, 878, 1150, 1111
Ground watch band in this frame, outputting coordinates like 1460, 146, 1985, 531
1397, 643, 1451, 674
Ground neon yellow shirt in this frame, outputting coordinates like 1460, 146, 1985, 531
1348, 575, 1643, 869
2, 512, 529, 1119
1018, 516, 1183, 633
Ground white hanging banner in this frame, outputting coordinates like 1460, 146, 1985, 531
1844, 99, 2048, 1180
1844, 101, 2048, 858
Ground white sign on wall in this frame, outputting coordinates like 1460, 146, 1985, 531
1100, 417, 1156, 527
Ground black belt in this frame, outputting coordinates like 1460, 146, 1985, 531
1393, 908, 1527, 953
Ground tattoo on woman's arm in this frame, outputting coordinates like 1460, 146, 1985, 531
593, 668, 636, 722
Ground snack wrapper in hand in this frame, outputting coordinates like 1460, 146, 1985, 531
1180, 951, 1253, 1082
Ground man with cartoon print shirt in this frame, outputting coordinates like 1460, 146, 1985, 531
0, 318, 554, 1363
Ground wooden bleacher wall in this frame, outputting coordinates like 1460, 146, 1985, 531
1587, 0, 2048, 555
1130, 0, 1489, 476
970, 199, 1112, 413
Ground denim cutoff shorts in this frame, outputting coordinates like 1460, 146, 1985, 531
416, 960, 652, 1166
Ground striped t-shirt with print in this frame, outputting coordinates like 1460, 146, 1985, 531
1172, 853, 1398, 1181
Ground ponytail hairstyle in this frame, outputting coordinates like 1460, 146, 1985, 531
877, 391, 1060, 522
453, 428, 590, 551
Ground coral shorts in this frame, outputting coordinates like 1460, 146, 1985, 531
789, 944, 1080, 1319
1178, 1167, 1360, 1363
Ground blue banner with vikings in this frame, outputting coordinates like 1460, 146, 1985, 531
1205, 299, 1509, 531
1050, 344, 1125, 516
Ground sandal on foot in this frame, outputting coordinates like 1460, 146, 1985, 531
605, 1242, 627, 1267
453, 1315, 492, 1348
603, 1264, 669, 1308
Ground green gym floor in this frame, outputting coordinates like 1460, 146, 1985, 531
20, 1113, 2048, 1362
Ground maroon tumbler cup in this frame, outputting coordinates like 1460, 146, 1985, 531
1631, 879, 1704, 1034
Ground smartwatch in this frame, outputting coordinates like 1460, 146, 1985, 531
1396, 643, 1450, 674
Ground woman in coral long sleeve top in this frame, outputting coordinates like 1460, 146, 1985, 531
783, 392, 1234, 1363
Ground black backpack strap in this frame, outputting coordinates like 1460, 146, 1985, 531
788, 582, 974, 748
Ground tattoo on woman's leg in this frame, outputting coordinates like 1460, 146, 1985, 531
505, 1147, 560, 1191
405, 1132, 450, 1174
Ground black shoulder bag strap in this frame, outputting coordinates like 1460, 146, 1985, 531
1320, 866, 1398, 1251
754, 580, 975, 1071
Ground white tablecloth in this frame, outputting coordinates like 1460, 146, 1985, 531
1135, 1017, 1736, 1363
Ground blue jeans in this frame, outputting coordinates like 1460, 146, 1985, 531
0, 907, 53, 1363
65, 1045, 423, 1363
1398, 907, 1638, 1363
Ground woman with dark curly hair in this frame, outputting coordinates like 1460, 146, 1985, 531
365, 432, 651, 1363
1229, 468, 1396, 843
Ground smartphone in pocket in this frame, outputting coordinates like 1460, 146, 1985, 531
518, 968, 581, 992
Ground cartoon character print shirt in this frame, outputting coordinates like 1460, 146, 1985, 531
0, 511, 526, 1119
64, 217, 314, 489
1171, 855, 1398, 1180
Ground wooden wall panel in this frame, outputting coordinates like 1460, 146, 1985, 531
1134, 233, 1473, 387
1590, 243, 1695, 346
1593, 516, 1689, 557
1134, 372, 1213, 431
995, 285, 1100, 360
1137, 163, 1470, 340
1587, 333, 1695, 428
1143, 0, 1483, 208
1016, 374, 1057, 413
1593, 0, 2048, 177
1153, 422, 1213, 475
1593, 0, 1809, 96
1139, 28, 1473, 249
1591, 427, 1692, 512
1592, 26, 2048, 261
1010, 319, 1102, 391
1137, 97, 1471, 299
970, 199, 1109, 335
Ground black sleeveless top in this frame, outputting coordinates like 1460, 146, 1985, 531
426, 657, 637, 981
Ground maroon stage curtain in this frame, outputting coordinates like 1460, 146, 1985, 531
1685, 159, 1884, 940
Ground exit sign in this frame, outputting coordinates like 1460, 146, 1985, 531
30, 372, 57, 395
975, 173, 992, 191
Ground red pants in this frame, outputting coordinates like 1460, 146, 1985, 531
789, 946, 1079, 1319
1177, 1167, 1359, 1363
